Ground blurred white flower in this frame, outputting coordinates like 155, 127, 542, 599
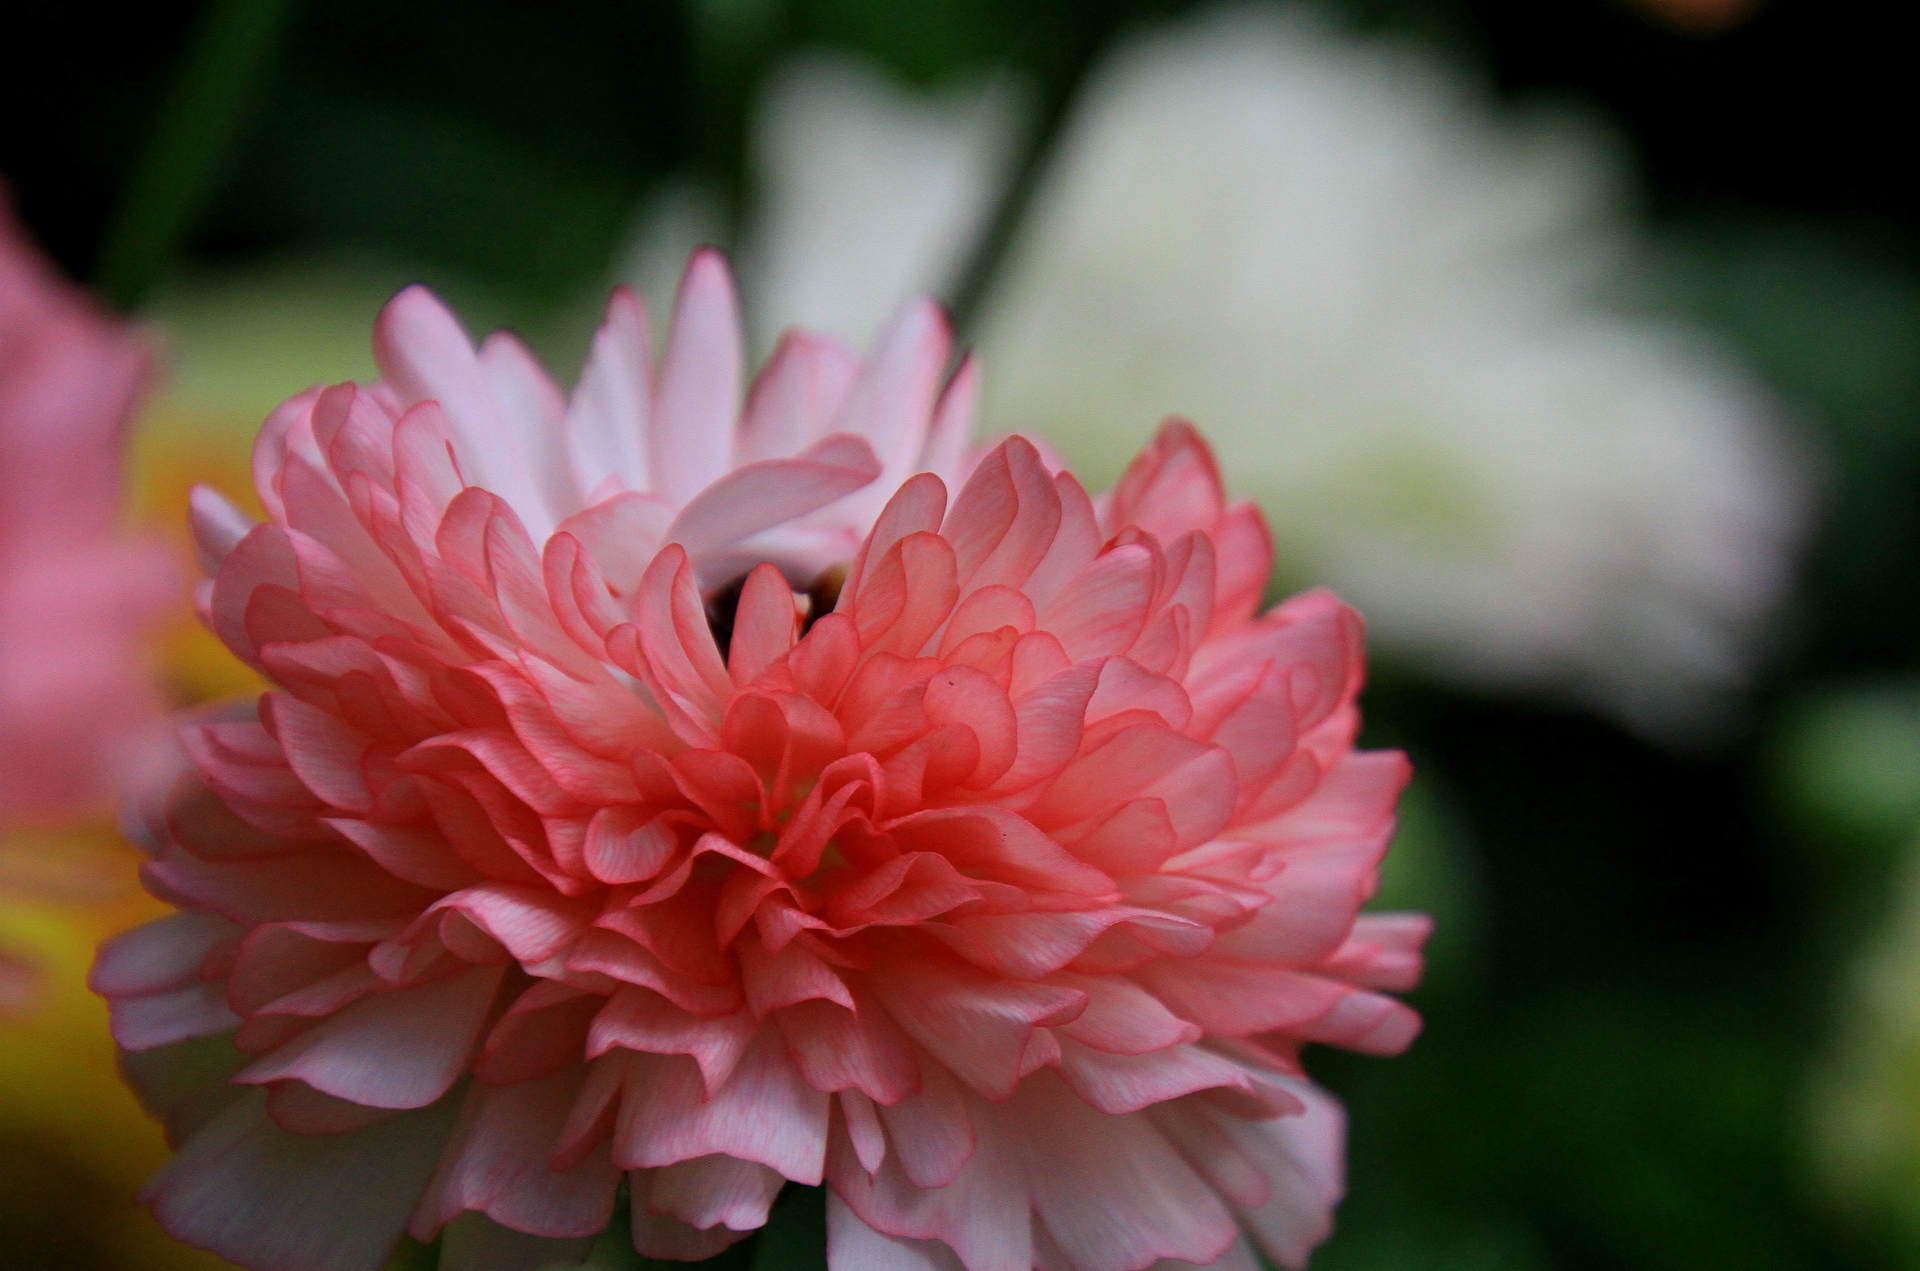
619, 10, 1806, 735
970, 5, 1808, 736
667, 49, 1024, 354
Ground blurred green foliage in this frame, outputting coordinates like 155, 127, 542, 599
1662, 224, 1920, 672
1774, 682, 1920, 861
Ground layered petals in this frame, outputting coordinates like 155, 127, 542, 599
101, 259, 1423, 1271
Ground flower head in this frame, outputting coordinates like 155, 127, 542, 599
96, 255, 1425, 1271
1, 190, 176, 825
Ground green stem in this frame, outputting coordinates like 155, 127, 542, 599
945, 7, 1117, 340
94, 0, 299, 309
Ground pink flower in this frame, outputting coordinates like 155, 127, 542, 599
94, 254, 1426, 1271
0, 190, 175, 824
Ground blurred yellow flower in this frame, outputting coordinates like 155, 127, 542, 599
0, 825, 238, 1269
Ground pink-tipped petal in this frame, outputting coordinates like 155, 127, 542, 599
830, 298, 951, 526
565, 286, 654, 497
374, 286, 557, 538
739, 328, 862, 463
651, 250, 744, 504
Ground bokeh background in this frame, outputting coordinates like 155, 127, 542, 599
4, 0, 1919, 1268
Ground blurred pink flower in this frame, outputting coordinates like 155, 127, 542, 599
0, 192, 176, 824
95, 257, 1425, 1271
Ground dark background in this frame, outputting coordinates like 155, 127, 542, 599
6, 1, 1919, 1268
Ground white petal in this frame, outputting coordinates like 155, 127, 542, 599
189, 484, 257, 574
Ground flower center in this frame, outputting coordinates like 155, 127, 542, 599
703, 563, 849, 662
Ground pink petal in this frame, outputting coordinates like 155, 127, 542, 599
1103, 419, 1227, 543
827, 1194, 969, 1271
641, 1153, 785, 1232
773, 992, 919, 1104
1317, 912, 1432, 992
589, 989, 756, 1093
729, 562, 800, 685
266, 692, 374, 814
650, 250, 743, 504
874, 1058, 975, 1189
551, 491, 674, 597
264, 1080, 399, 1136
190, 483, 255, 573
942, 437, 1061, 595
1011, 1070, 1239, 1270
917, 356, 977, 489
828, 1098, 1033, 1271
90, 910, 240, 998
1051, 971, 1200, 1056
830, 298, 950, 527
838, 1088, 888, 1175
841, 472, 948, 604
108, 980, 243, 1051
411, 1066, 619, 1240
583, 805, 680, 886
1021, 473, 1103, 615
235, 965, 505, 1109
565, 286, 653, 498
978, 658, 1099, 798
1054, 1039, 1260, 1115
865, 940, 1085, 1099
475, 982, 601, 1086
226, 922, 386, 1015
1157, 1082, 1345, 1270
613, 1034, 830, 1182
739, 328, 861, 463
208, 523, 306, 670
889, 806, 1115, 900
478, 329, 577, 527
665, 433, 882, 568
852, 532, 958, 658
374, 286, 556, 538
430, 884, 596, 964
327, 819, 483, 892
1132, 960, 1351, 1039
1209, 503, 1273, 635
1038, 543, 1156, 662
147, 849, 441, 926
628, 1193, 753, 1260
738, 934, 855, 1015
